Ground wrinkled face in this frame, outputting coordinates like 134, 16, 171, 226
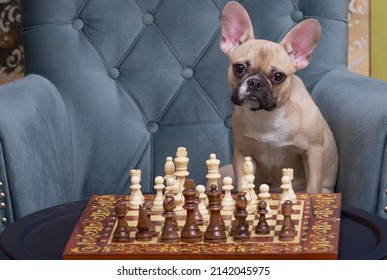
227, 39, 296, 112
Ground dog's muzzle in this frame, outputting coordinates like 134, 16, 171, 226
232, 75, 277, 111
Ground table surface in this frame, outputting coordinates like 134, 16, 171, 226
1, 199, 387, 260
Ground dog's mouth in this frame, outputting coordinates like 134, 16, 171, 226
231, 75, 277, 111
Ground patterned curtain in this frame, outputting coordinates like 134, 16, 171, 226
0, 0, 23, 85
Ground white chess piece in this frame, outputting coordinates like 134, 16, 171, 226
282, 168, 297, 203
164, 157, 176, 181
129, 176, 143, 210
130, 169, 144, 202
206, 153, 221, 188
174, 147, 189, 194
152, 176, 165, 211
280, 176, 293, 204
246, 175, 258, 208
171, 177, 185, 215
196, 184, 209, 219
258, 184, 272, 218
221, 177, 235, 211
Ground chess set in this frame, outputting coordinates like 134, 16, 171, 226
63, 147, 341, 260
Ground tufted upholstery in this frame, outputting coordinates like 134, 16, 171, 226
0, 0, 386, 237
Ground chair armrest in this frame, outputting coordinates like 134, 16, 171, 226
0, 74, 72, 230
312, 69, 387, 218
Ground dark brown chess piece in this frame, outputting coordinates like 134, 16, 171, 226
204, 185, 227, 243
160, 193, 179, 243
135, 203, 153, 242
112, 201, 130, 242
255, 200, 270, 235
180, 179, 203, 243
233, 192, 250, 242
144, 200, 156, 236
279, 200, 296, 241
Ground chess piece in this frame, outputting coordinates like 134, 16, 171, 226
171, 177, 185, 215
196, 185, 209, 220
258, 184, 272, 218
255, 200, 270, 235
135, 203, 153, 241
221, 177, 235, 211
194, 189, 203, 225
174, 147, 189, 194
246, 176, 257, 214
144, 200, 156, 236
206, 153, 221, 188
180, 179, 202, 243
164, 157, 176, 181
130, 169, 144, 202
204, 185, 227, 243
243, 157, 254, 179
112, 201, 130, 242
279, 200, 296, 241
152, 176, 165, 211
160, 193, 179, 243
165, 177, 175, 196
282, 168, 297, 203
280, 176, 293, 204
232, 192, 250, 242
129, 176, 143, 210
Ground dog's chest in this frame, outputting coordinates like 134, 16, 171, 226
239, 108, 292, 147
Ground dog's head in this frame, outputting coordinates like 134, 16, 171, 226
220, 1, 320, 111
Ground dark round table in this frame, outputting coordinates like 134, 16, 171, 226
1, 200, 387, 260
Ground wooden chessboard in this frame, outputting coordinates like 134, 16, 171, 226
62, 193, 341, 260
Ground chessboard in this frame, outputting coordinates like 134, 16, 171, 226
62, 192, 341, 260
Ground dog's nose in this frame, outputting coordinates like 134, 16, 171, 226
247, 77, 262, 91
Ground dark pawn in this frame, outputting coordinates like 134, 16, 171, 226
233, 192, 250, 242
135, 203, 153, 242
180, 179, 202, 243
204, 185, 227, 243
113, 201, 130, 242
161, 193, 179, 243
255, 200, 270, 235
279, 200, 296, 241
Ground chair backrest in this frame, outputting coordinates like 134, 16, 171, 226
20, 0, 349, 196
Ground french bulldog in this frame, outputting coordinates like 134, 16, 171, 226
220, 2, 338, 193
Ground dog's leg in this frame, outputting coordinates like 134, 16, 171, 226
303, 146, 324, 193
232, 148, 246, 190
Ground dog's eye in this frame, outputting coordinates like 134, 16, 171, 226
273, 72, 286, 83
234, 64, 245, 74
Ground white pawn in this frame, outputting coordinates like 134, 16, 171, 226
196, 184, 209, 220
152, 176, 165, 211
130, 169, 144, 202
221, 177, 235, 211
280, 176, 293, 204
258, 184, 272, 218
129, 176, 143, 210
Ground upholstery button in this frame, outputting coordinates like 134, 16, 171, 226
0, 181, 3, 187
385, 189, 387, 195
385, 206, 387, 213
108, 67, 120, 79
147, 121, 159, 133
0, 203, 4, 209
181, 67, 194, 79
1, 217, 7, 224
72, 18, 85, 31
142, 13, 154, 25
291, 10, 304, 22
0, 192, 4, 199
224, 116, 232, 129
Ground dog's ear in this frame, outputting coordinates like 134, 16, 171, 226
220, 1, 254, 53
280, 19, 321, 70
